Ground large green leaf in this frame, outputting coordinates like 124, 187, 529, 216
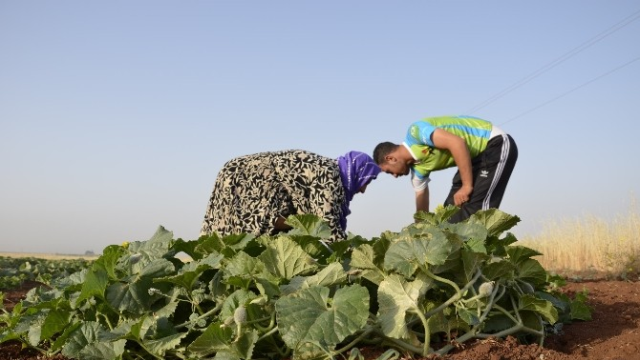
106, 259, 175, 315
187, 322, 258, 359
155, 252, 223, 291
518, 294, 559, 324
77, 340, 127, 360
350, 244, 380, 271
99, 245, 127, 280
515, 259, 547, 285
461, 248, 488, 283
76, 262, 109, 306
62, 321, 126, 360
220, 289, 258, 320
482, 259, 516, 281
384, 230, 453, 277
276, 285, 369, 352
467, 209, 520, 237
284, 214, 333, 239
281, 262, 347, 295
143, 332, 188, 357
444, 222, 488, 243
125, 226, 175, 270
259, 237, 318, 280
223, 251, 281, 296
188, 322, 233, 356
224, 250, 264, 279
195, 232, 258, 259
377, 274, 430, 339
41, 308, 72, 340
507, 246, 543, 264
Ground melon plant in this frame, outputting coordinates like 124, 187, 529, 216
0, 207, 590, 359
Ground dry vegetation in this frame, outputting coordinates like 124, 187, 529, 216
520, 204, 640, 279
0, 252, 99, 261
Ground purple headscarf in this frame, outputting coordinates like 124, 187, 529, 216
336, 151, 381, 231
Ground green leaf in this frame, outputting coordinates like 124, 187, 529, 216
77, 340, 127, 360
518, 294, 559, 324
188, 322, 233, 356
49, 322, 82, 353
350, 243, 388, 285
281, 262, 347, 295
465, 237, 487, 254
170, 238, 203, 260
187, 323, 259, 359
427, 306, 469, 335
292, 235, 336, 262
106, 259, 175, 316
461, 248, 488, 283
467, 209, 520, 237
143, 332, 188, 357
125, 226, 175, 268
99, 245, 127, 280
276, 285, 369, 352
27, 313, 46, 346
350, 244, 381, 271
445, 222, 488, 244
259, 237, 318, 280
220, 289, 258, 321
507, 246, 543, 264
570, 300, 592, 321
482, 259, 516, 281
76, 262, 109, 306
224, 251, 263, 279
62, 321, 125, 359
41, 308, 71, 340
456, 307, 479, 326
384, 230, 453, 276
377, 274, 429, 339
155, 252, 223, 291
285, 214, 333, 239
516, 259, 547, 286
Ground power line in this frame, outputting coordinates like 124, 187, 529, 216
466, 7, 640, 114
499, 55, 640, 126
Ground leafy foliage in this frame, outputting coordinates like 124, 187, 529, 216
0, 208, 591, 359
0, 256, 91, 290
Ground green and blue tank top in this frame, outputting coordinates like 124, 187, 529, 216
405, 115, 493, 181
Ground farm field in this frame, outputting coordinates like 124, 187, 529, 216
2, 276, 639, 360
2, 209, 639, 360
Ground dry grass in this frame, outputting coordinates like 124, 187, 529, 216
0, 252, 99, 261
519, 204, 640, 278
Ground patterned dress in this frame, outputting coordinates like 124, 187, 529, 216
200, 150, 347, 241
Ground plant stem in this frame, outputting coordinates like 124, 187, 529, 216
175, 301, 223, 329
423, 270, 482, 319
493, 304, 519, 324
411, 306, 432, 356
373, 329, 425, 355
333, 327, 375, 355
256, 326, 278, 342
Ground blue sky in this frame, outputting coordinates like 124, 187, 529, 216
2, 1, 639, 254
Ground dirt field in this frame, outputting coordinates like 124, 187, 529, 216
2, 277, 639, 360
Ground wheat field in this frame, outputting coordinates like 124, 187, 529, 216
519, 205, 640, 278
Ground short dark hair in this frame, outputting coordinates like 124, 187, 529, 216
372, 142, 398, 164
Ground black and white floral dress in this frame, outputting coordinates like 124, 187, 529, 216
200, 150, 346, 241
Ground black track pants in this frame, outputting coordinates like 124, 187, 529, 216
444, 134, 518, 223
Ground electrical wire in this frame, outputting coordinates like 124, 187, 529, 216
465, 8, 640, 114
499, 55, 640, 126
